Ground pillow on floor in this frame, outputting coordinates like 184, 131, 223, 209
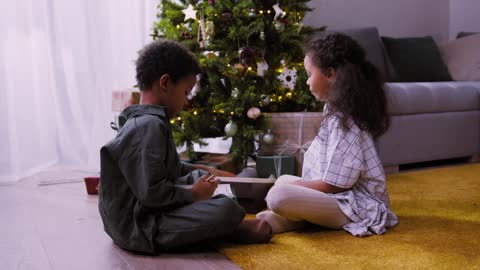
438, 34, 480, 81
382, 36, 452, 82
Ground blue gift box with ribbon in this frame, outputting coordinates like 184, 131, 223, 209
256, 155, 296, 178
258, 112, 324, 176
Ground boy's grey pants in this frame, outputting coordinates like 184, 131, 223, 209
154, 195, 245, 250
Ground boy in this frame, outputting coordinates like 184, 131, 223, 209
99, 40, 272, 254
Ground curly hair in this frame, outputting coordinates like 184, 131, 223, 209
135, 39, 201, 90
305, 33, 390, 138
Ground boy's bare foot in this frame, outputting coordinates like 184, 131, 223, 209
229, 219, 273, 244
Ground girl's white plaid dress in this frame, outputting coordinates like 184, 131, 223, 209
302, 106, 398, 236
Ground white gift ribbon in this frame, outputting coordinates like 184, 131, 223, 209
271, 113, 314, 177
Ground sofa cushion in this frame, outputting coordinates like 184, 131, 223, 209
310, 27, 390, 79
382, 36, 452, 82
438, 34, 480, 81
339, 27, 389, 79
385, 82, 480, 115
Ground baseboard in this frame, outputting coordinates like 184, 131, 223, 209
470, 154, 480, 163
384, 165, 399, 175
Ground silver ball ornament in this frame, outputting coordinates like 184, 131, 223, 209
262, 130, 275, 145
224, 121, 238, 137
261, 94, 271, 106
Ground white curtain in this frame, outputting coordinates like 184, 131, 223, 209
0, 0, 158, 184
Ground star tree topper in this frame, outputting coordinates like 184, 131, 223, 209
183, 4, 197, 21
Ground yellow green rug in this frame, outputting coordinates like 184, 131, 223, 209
217, 164, 480, 269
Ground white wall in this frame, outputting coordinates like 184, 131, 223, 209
449, 0, 480, 39
303, 0, 451, 41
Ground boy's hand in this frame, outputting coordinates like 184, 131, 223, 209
191, 175, 220, 202
193, 164, 236, 177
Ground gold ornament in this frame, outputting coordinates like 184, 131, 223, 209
234, 63, 246, 74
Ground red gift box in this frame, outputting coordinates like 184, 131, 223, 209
84, 177, 100, 195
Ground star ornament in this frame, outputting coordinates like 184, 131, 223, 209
277, 66, 298, 90
183, 4, 197, 21
272, 4, 285, 20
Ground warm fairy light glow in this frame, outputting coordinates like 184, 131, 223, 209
177, 117, 181, 120
193, 111, 198, 115
247, 67, 253, 71
170, 119, 175, 124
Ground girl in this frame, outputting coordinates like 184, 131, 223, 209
256, 33, 398, 237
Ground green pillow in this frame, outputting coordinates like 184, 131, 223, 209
382, 36, 452, 82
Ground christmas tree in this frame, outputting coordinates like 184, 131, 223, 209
152, 0, 323, 170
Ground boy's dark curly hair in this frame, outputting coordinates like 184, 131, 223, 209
305, 33, 390, 138
135, 39, 201, 90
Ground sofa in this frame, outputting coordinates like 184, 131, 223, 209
324, 28, 480, 169
378, 81, 480, 168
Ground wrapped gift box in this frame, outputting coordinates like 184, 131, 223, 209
180, 152, 237, 174
84, 176, 100, 195
220, 177, 276, 214
259, 112, 324, 176
256, 155, 296, 178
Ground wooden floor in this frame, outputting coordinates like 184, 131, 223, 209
2, 158, 475, 270
0, 170, 241, 270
